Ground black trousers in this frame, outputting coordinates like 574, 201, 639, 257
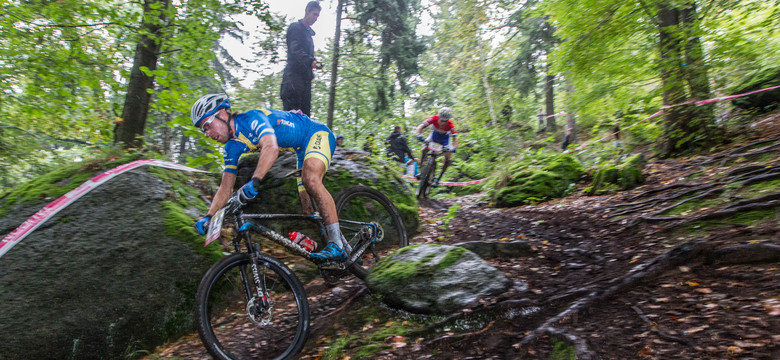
280, 75, 312, 116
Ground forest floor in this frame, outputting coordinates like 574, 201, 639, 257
147, 112, 779, 360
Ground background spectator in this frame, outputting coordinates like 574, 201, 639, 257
280, 1, 323, 116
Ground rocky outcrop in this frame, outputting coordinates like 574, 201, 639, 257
366, 244, 511, 314
0, 169, 217, 359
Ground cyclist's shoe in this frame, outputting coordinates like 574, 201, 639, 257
310, 242, 347, 262
433, 179, 440, 187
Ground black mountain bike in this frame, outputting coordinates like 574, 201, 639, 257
416, 141, 450, 198
195, 185, 408, 360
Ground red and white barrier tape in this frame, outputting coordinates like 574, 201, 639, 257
564, 83, 780, 153
402, 174, 494, 186
0, 159, 208, 259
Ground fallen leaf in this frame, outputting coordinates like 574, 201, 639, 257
727, 346, 744, 356
686, 281, 700, 287
685, 325, 708, 334
694, 288, 713, 294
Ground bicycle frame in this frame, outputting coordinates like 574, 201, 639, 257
223, 209, 378, 269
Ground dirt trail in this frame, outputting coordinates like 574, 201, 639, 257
148, 115, 780, 359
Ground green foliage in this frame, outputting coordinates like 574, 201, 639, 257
729, 65, 780, 112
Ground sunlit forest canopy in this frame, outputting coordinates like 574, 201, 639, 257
1, 0, 779, 191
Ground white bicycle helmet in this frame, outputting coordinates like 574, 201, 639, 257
438, 107, 452, 121
191, 94, 230, 128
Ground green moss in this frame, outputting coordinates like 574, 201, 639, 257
434, 246, 467, 272
587, 154, 645, 195
0, 153, 146, 217
162, 202, 223, 263
551, 340, 576, 360
323, 334, 357, 360
488, 153, 586, 207
355, 343, 388, 359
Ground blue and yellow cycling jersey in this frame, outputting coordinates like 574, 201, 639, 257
223, 109, 335, 174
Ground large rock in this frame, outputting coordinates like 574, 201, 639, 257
0, 167, 219, 359
366, 244, 511, 314
486, 153, 585, 207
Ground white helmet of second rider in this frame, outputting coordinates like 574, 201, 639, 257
438, 107, 452, 121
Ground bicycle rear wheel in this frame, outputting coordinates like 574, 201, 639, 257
196, 253, 310, 360
335, 185, 408, 279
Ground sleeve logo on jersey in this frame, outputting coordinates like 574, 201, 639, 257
277, 119, 295, 128
250, 119, 260, 130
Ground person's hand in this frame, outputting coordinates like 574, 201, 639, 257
450, 147, 457, 153
236, 177, 261, 205
416, 135, 425, 142
194, 215, 211, 235
313, 60, 323, 70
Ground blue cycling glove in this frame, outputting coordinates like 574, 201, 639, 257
236, 177, 261, 205
416, 135, 425, 142
194, 215, 211, 235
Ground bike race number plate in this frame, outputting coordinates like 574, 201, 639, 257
428, 142, 443, 152
205, 208, 225, 246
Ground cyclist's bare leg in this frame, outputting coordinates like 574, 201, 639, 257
438, 152, 452, 181
298, 187, 316, 215
420, 147, 429, 165
300, 158, 337, 225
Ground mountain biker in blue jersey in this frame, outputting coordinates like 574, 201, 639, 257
190, 94, 350, 261
415, 107, 458, 186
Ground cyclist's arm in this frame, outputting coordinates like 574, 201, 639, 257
251, 135, 279, 181
415, 122, 428, 136
208, 172, 237, 216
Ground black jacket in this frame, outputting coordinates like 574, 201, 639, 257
385, 132, 414, 163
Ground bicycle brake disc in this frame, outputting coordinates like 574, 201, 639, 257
246, 297, 273, 326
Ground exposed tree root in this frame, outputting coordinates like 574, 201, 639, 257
511, 240, 710, 356
631, 305, 691, 346
706, 243, 780, 265
310, 285, 367, 334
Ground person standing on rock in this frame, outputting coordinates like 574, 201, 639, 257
190, 93, 351, 262
280, 1, 323, 116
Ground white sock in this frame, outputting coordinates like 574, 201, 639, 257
326, 223, 345, 249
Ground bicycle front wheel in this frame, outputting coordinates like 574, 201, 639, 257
417, 156, 436, 198
196, 253, 310, 360
336, 185, 409, 279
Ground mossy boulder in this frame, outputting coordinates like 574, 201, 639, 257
234, 148, 419, 240
0, 157, 220, 359
586, 153, 646, 195
730, 66, 780, 112
488, 153, 585, 207
366, 244, 510, 314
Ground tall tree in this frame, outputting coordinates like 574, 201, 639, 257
115, 0, 170, 148
507, 1, 559, 132
326, 0, 345, 129
350, 0, 426, 116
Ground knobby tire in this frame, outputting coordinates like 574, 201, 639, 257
417, 156, 437, 198
335, 185, 409, 279
196, 253, 310, 360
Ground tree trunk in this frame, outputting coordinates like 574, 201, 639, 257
482, 71, 497, 126
657, 3, 690, 156
161, 113, 172, 157
566, 84, 576, 139
326, 0, 344, 129
115, 0, 168, 149
544, 65, 556, 132
680, 2, 719, 142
